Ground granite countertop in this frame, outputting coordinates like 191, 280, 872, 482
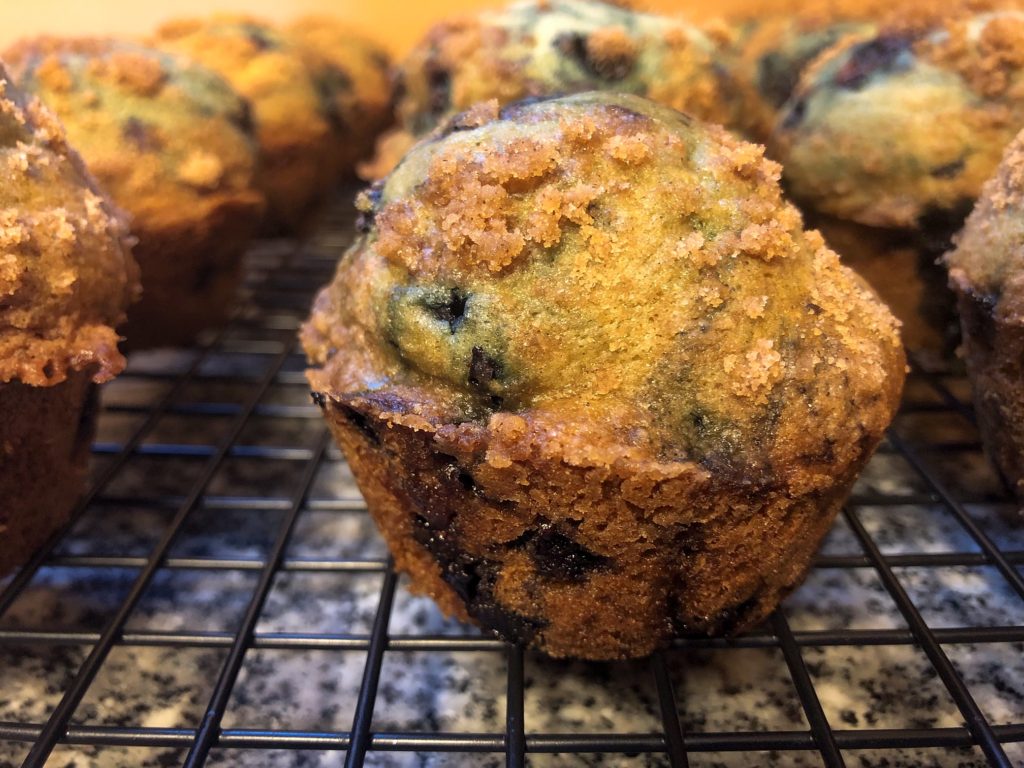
1, 236, 1022, 768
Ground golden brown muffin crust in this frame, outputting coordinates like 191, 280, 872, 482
0, 63, 137, 387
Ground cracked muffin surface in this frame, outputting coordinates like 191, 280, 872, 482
946, 128, 1024, 499
0, 62, 137, 576
152, 15, 335, 232
774, 2, 1024, 230
6, 37, 265, 348
303, 92, 905, 659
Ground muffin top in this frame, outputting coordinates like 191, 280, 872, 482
774, 4, 1024, 228
152, 16, 333, 156
946, 127, 1024, 317
0, 62, 137, 387
722, 15, 874, 141
395, 0, 734, 137
304, 92, 904, 490
287, 16, 393, 171
5, 37, 264, 235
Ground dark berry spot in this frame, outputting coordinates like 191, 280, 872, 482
469, 347, 502, 388
121, 117, 161, 152
426, 64, 451, 117
556, 33, 589, 67
310, 391, 327, 408
712, 594, 762, 635
229, 99, 256, 137
806, 302, 823, 315
339, 405, 379, 445
756, 27, 853, 108
692, 410, 710, 437
425, 288, 468, 333
444, 557, 483, 605
447, 465, 476, 492
554, 32, 634, 81
958, 285, 999, 350
244, 27, 275, 51
527, 524, 610, 582
931, 158, 965, 179
757, 51, 807, 109
833, 34, 914, 91
314, 69, 353, 132
780, 96, 807, 131
473, 599, 546, 643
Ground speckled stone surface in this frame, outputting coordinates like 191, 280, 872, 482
1, 237, 1022, 768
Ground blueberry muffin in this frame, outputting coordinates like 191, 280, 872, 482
0, 63, 138, 576
946, 129, 1024, 499
774, 4, 1024, 231
287, 17, 393, 180
379, 0, 734, 174
6, 37, 265, 349
722, 12, 874, 143
152, 16, 335, 232
303, 93, 906, 659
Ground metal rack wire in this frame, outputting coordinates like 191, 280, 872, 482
0, 192, 1022, 768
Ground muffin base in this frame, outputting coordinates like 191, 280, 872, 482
123, 196, 261, 350
315, 390, 866, 660
0, 371, 96, 577
950, 271, 1024, 500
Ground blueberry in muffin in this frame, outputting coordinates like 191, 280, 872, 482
946, 128, 1024, 500
303, 92, 906, 659
0, 62, 138, 576
152, 16, 336, 233
6, 37, 265, 349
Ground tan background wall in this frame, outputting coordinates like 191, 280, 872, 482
0, 1, 789, 56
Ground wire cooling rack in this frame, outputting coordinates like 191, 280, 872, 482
0, 191, 1022, 768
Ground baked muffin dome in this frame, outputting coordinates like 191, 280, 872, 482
774, 5, 1024, 229
6, 37, 265, 349
395, 0, 735, 138
152, 16, 335, 232
0, 61, 137, 576
0, 60, 136, 385
287, 17, 393, 179
303, 93, 906, 659
946, 129, 1024, 499
722, 14, 874, 143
